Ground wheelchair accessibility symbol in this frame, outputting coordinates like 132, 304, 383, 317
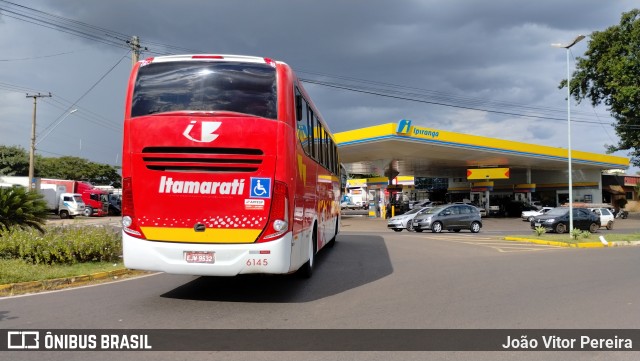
250, 177, 271, 198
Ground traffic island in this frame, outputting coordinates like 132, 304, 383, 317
504, 236, 640, 248
0, 269, 150, 297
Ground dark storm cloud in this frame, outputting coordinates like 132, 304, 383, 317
1, 0, 636, 165
44, 1, 628, 89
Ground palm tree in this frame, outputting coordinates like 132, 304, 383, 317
0, 186, 48, 234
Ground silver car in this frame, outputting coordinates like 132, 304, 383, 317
412, 204, 482, 233
387, 207, 430, 232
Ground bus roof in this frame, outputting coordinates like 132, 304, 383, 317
140, 54, 283, 67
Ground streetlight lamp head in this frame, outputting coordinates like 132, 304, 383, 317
552, 35, 586, 49
35, 108, 79, 146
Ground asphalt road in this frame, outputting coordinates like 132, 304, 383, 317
2, 216, 639, 361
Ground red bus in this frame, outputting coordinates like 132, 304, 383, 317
121, 54, 341, 277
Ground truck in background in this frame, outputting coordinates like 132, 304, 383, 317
0, 177, 86, 218
94, 185, 122, 216
345, 180, 369, 210
40, 184, 85, 219
40, 179, 109, 217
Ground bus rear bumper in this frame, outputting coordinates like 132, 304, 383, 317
122, 232, 293, 276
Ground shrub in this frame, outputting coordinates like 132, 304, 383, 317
581, 231, 591, 239
570, 228, 582, 241
0, 225, 122, 265
533, 226, 546, 237
0, 186, 48, 233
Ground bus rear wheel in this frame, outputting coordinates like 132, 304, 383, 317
299, 224, 317, 278
327, 218, 338, 248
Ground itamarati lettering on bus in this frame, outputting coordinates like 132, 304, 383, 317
158, 176, 246, 195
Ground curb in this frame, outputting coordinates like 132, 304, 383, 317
504, 237, 640, 248
0, 268, 144, 297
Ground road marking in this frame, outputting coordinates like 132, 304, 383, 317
403, 233, 564, 253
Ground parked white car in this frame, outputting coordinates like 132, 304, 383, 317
411, 200, 440, 209
521, 207, 554, 222
588, 207, 615, 230
475, 206, 487, 217
387, 206, 430, 232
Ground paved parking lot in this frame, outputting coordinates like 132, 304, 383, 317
341, 213, 639, 254
341, 213, 639, 236
402, 232, 566, 253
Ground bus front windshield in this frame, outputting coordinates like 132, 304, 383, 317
131, 61, 277, 119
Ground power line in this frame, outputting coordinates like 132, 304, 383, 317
40, 98, 121, 134
0, 0, 128, 49
1, 0, 606, 125
567, 48, 617, 145
300, 78, 615, 126
0, 51, 74, 62
0, 0, 629, 134
297, 69, 609, 121
0, 81, 43, 93
36, 52, 128, 137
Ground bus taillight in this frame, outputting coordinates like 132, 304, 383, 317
122, 177, 143, 238
258, 181, 290, 242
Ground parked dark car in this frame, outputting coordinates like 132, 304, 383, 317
412, 204, 482, 233
530, 207, 600, 233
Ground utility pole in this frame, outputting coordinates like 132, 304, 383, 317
127, 35, 148, 67
26, 92, 52, 191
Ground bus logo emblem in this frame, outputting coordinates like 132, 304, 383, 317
250, 178, 271, 198
183, 121, 221, 143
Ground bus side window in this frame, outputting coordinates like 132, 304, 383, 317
302, 100, 312, 156
329, 139, 336, 174
295, 88, 303, 122
308, 108, 315, 159
314, 116, 321, 162
319, 126, 325, 166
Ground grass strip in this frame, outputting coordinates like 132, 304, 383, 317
0, 259, 125, 285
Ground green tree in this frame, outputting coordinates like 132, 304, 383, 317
566, 9, 640, 166
36, 156, 91, 179
0, 146, 29, 176
0, 186, 48, 234
0, 148, 121, 187
36, 156, 121, 187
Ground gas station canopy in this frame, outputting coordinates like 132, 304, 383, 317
334, 121, 629, 178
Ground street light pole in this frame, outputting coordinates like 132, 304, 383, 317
552, 35, 585, 236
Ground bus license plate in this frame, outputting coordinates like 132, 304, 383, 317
184, 251, 215, 264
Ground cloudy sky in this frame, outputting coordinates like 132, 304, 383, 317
0, 0, 636, 172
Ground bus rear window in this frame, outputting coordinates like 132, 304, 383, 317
131, 61, 277, 119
